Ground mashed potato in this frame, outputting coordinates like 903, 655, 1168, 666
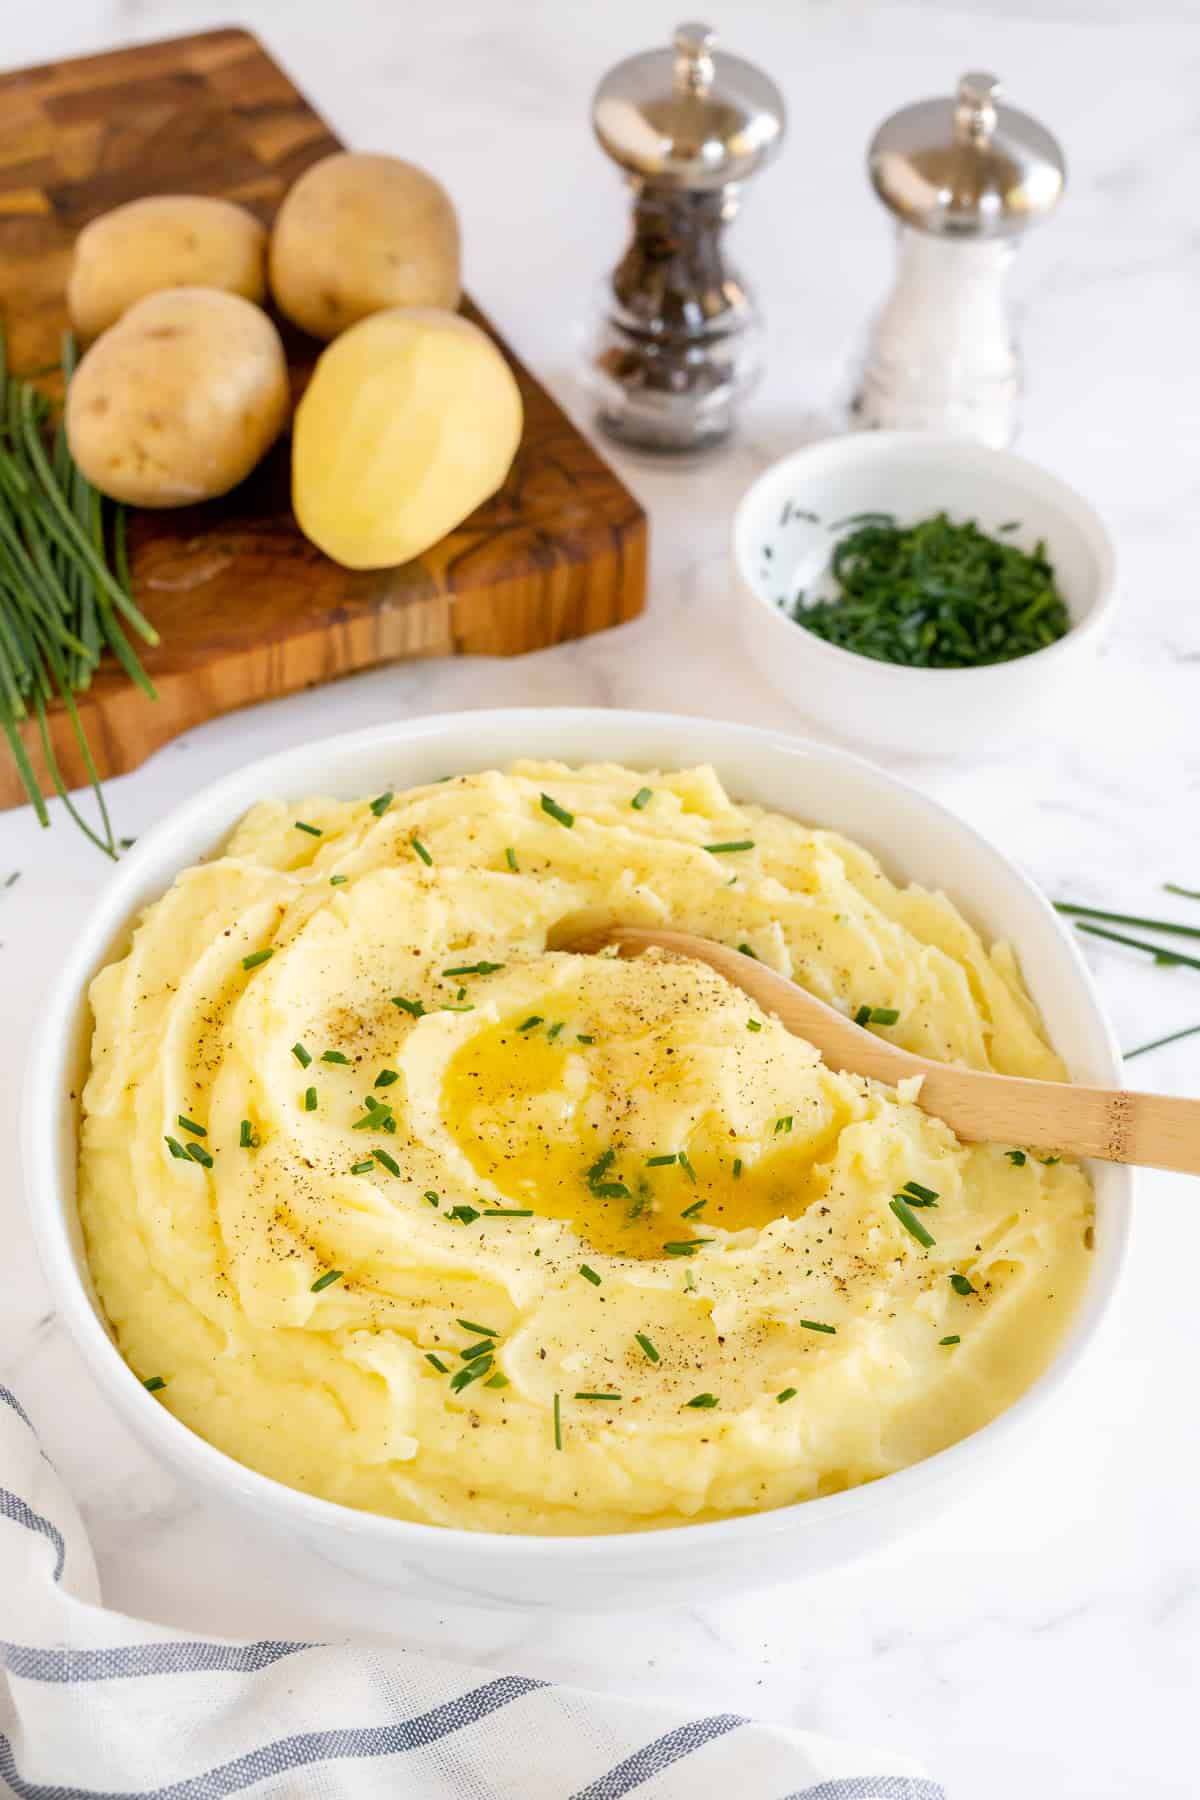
79, 763, 1093, 1533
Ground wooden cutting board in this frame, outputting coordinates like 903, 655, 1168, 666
0, 27, 647, 808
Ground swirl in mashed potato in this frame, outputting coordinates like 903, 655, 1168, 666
79, 762, 1093, 1534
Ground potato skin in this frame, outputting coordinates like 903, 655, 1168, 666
269, 152, 461, 341
67, 196, 267, 341
65, 288, 290, 508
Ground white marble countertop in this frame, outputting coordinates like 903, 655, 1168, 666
3, 2, 1198, 1795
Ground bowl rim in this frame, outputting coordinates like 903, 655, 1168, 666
732, 430, 1119, 686
23, 705, 1132, 1562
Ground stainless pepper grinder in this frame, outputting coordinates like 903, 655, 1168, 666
585, 22, 786, 454
855, 72, 1066, 448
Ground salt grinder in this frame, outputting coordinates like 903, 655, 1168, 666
586, 23, 786, 454
856, 72, 1066, 448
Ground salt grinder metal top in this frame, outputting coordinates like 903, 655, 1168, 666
856, 72, 1066, 448
586, 22, 786, 454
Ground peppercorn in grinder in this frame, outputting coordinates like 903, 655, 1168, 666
585, 23, 786, 454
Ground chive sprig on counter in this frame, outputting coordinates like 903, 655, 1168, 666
789, 512, 1070, 669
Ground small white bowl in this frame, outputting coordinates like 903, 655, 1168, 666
733, 433, 1117, 757
23, 709, 1130, 1609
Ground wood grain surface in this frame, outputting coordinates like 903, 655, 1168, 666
0, 27, 648, 808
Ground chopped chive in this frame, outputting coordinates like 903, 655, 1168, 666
303, 1086, 317, 1112
350, 1159, 375, 1174
889, 1196, 935, 1247
440, 1003, 475, 1013
579, 1264, 602, 1286
901, 1180, 939, 1204
800, 1319, 836, 1334
738, 943, 757, 959
241, 948, 273, 971
540, 793, 574, 828
776, 1387, 797, 1403
310, 1269, 343, 1292
1041, 1155, 1061, 1165
294, 820, 322, 837
143, 1376, 166, 1392
705, 840, 754, 854
732, 1157, 743, 1179
485, 1373, 509, 1389
663, 1239, 710, 1256
443, 961, 505, 977
505, 846, 519, 871
322, 1050, 351, 1065
185, 1141, 212, 1168
374, 1068, 399, 1087
450, 1357, 492, 1393
681, 1198, 707, 1220
635, 1332, 660, 1364
456, 1318, 499, 1338
4, 871, 20, 888
291, 1043, 312, 1068
545, 1020, 564, 1042
576, 1033, 595, 1044
747, 1018, 762, 1032
410, 836, 433, 866
685, 1393, 718, 1408
586, 1149, 615, 1184
177, 1114, 206, 1138
425, 1353, 449, 1373
553, 1391, 563, 1448
1165, 883, 1200, 901
392, 995, 425, 1017
575, 1391, 622, 1401
855, 1005, 871, 1026
447, 1204, 481, 1224
774, 1115, 793, 1135
481, 1208, 533, 1218
239, 1120, 259, 1149
1006, 1149, 1027, 1166
631, 786, 653, 810
372, 1147, 400, 1176
870, 1007, 900, 1025
939, 1335, 961, 1346
518, 1015, 543, 1033
646, 1153, 677, 1167
329, 874, 348, 886
678, 1152, 696, 1183
950, 1273, 975, 1296
424, 1191, 440, 1207
459, 1341, 495, 1362
592, 1182, 631, 1200
369, 790, 393, 817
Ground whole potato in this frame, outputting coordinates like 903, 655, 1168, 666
269, 152, 460, 341
292, 307, 522, 568
66, 288, 290, 507
67, 196, 267, 341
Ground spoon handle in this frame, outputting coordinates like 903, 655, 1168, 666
917, 1065, 1200, 1174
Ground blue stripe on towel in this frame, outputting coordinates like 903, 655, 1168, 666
0, 1488, 65, 1584
570, 1712, 744, 1798
0, 1674, 545, 1799
782, 1780, 947, 1799
1, 1639, 310, 1683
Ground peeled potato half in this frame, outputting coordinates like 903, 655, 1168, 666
292, 308, 523, 569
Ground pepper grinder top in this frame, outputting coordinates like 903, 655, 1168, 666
857, 74, 1066, 447
585, 24, 786, 454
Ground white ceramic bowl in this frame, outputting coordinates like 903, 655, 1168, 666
733, 433, 1117, 757
24, 709, 1130, 1610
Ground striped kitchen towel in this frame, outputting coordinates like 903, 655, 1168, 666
0, 1387, 944, 1799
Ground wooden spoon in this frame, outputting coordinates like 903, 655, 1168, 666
567, 926, 1199, 1175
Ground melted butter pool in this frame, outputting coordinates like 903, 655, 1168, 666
441, 1004, 837, 1257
